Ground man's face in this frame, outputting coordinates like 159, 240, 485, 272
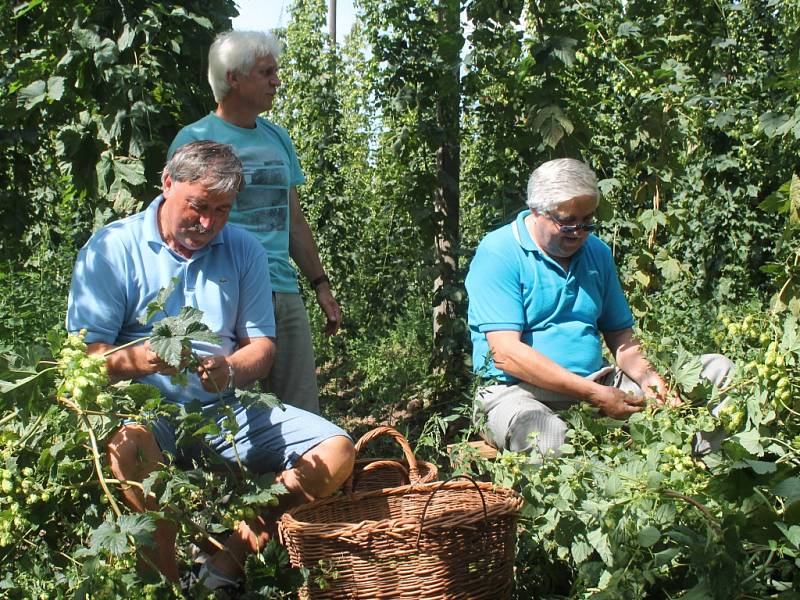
530, 194, 598, 262
233, 54, 281, 113
159, 175, 235, 258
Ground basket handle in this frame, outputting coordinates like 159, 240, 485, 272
415, 475, 489, 551
346, 426, 421, 493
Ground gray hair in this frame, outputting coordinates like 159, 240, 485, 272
208, 30, 283, 103
162, 141, 243, 195
526, 158, 598, 213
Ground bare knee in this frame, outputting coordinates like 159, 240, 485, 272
106, 423, 164, 481
280, 435, 355, 501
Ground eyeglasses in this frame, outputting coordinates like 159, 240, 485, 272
546, 213, 597, 234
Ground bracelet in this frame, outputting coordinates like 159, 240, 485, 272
310, 274, 330, 289
225, 361, 236, 392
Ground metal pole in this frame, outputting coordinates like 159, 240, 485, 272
328, 0, 337, 47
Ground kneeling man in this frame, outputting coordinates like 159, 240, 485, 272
67, 141, 354, 587
466, 158, 730, 457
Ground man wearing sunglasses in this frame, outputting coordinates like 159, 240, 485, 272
465, 158, 731, 457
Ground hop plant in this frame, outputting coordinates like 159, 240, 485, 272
56, 330, 108, 408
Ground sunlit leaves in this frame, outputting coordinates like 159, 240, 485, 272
531, 104, 574, 148
149, 307, 220, 368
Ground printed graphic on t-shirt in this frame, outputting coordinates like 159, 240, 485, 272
233, 157, 290, 233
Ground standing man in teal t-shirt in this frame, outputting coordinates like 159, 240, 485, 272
465, 158, 732, 457
169, 30, 341, 414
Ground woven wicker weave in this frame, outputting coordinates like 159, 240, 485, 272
279, 476, 523, 599
348, 426, 438, 493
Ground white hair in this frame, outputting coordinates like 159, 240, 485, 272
208, 30, 283, 103
526, 158, 598, 213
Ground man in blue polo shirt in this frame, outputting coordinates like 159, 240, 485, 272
67, 141, 354, 589
466, 158, 730, 457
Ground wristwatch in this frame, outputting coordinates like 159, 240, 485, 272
311, 274, 330, 289
225, 361, 236, 393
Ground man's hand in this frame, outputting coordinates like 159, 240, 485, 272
143, 341, 182, 376
589, 384, 644, 419
197, 355, 232, 393
639, 370, 681, 408
315, 286, 342, 336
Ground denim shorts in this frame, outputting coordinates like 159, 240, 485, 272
149, 400, 350, 474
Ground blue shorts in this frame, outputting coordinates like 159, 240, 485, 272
149, 401, 350, 474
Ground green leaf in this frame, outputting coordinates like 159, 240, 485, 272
587, 528, 614, 566
121, 383, 163, 406
118, 24, 136, 51
654, 250, 683, 281
118, 514, 156, 547
637, 525, 661, 547
89, 520, 129, 556
759, 111, 791, 138
773, 477, 800, 501
775, 523, 800, 549
112, 158, 146, 186
731, 429, 764, 456
140, 278, 180, 325
148, 336, 185, 370
0, 368, 54, 395
236, 388, 284, 411
47, 77, 65, 101
550, 37, 577, 66
149, 306, 221, 367
680, 580, 714, 600
639, 209, 667, 232
729, 459, 776, 474
571, 538, 593, 564
93, 38, 119, 67
712, 110, 736, 129
670, 347, 703, 393
617, 21, 641, 37
598, 178, 620, 196
532, 105, 573, 148
653, 546, 680, 566
17, 80, 47, 109
603, 473, 622, 496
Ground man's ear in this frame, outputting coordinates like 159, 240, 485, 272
162, 173, 174, 198
225, 69, 239, 89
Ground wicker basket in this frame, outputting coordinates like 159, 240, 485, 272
278, 476, 523, 599
348, 426, 438, 493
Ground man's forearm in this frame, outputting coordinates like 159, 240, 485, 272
487, 331, 600, 400
603, 328, 657, 385
226, 338, 275, 387
87, 341, 155, 384
288, 188, 326, 282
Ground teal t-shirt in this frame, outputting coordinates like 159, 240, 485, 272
168, 113, 306, 293
465, 209, 634, 381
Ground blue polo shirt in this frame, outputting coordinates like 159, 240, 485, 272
466, 209, 633, 382
67, 195, 276, 408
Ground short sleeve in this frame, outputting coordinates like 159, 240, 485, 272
234, 236, 276, 339
596, 247, 634, 332
167, 127, 201, 160
273, 125, 305, 188
466, 234, 525, 333
66, 240, 126, 345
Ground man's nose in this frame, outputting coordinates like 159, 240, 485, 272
199, 213, 214, 230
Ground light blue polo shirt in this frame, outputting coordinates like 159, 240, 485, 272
67, 195, 276, 408
168, 113, 306, 293
466, 209, 634, 382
